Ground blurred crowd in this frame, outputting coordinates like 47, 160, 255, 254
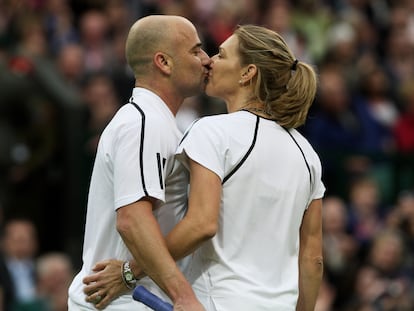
0, 0, 413, 310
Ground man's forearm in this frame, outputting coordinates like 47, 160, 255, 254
117, 200, 196, 303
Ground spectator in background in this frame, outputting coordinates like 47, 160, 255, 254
78, 71, 122, 197
104, 0, 133, 38
304, 65, 360, 152
290, 0, 331, 64
346, 265, 388, 311
385, 191, 414, 258
357, 66, 399, 153
203, 0, 242, 51
55, 43, 85, 90
346, 229, 414, 311
12, 12, 49, 58
105, 31, 134, 104
347, 176, 386, 258
351, 11, 382, 57
322, 196, 360, 309
43, 0, 79, 56
36, 252, 74, 311
80, 72, 121, 156
263, 0, 312, 64
1, 219, 38, 309
383, 5, 414, 93
323, 21, 360, 89
78, 10, 112, 74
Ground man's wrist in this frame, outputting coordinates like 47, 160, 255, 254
121, 261, 137, 290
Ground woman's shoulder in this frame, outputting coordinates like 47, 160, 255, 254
290, 129, 322, 159
194, 111, 252, 127
182, 113, 246, 143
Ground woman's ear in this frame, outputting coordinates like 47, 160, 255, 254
240, 64, 257, 83
154, 52, 172, 75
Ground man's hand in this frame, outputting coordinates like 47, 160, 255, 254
83, 259, 130, 309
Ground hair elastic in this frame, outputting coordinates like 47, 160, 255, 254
291, 59, 298, 71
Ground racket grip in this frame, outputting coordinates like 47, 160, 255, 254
133, 285, 173, 311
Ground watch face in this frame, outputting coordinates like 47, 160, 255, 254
126, 272, 133, 281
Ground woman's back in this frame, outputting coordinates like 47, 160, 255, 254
179, 111, 325, 310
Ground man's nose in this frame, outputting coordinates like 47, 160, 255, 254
201, 50, 212, 66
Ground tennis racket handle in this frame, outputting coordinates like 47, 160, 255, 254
133, 285, 173, 311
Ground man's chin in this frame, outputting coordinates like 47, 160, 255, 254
199, 79, 209, 93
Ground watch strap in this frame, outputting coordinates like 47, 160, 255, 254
122, 260, 137, 290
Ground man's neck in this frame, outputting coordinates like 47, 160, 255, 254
135, 83, 183, 116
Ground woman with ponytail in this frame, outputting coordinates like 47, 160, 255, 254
169, 24, 325, 311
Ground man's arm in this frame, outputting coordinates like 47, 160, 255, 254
117, 197, 204, 311
296, 198, 324, 311
83, 159, 219, 309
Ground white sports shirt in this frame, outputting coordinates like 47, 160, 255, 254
176, 110, 326, 311
68, 88, 185, 310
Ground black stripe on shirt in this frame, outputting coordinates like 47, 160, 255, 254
179, 118, 202, 145
223, 115, 260, 184
283, 127, 312, 191
156, 152, 164, 190
130, 100, 149, 196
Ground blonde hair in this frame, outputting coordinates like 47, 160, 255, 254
235, 25, 317, 128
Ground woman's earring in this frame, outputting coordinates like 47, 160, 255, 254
238, 80, 243, 86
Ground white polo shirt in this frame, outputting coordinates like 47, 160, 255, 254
176, 110, 325, 311
68, 88, 183, 310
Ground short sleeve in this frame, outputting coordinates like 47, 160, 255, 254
176, 119, 225, 181
310, 152, 326, 201
112, 123, 165, 209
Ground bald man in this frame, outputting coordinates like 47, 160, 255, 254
68, 15, 210, 311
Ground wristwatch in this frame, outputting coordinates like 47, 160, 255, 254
122, 261, 137, 289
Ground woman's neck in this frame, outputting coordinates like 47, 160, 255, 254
238, 99, 272, 117
225, 89, 257, 113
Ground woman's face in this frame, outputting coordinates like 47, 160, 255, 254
206, 34, 244, 100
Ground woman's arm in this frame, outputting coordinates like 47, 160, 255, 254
296, 198, 324, 311
165, 158, 222, 259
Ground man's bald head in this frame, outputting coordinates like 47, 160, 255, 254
125, 15, 194, 77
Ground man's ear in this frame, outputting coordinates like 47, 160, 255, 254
154, 52, 172, 75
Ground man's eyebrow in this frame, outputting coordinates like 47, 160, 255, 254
191, 43, 203, 50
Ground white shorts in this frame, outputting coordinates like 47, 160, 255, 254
195, 291, 218, 311
67, 297, 152, 311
